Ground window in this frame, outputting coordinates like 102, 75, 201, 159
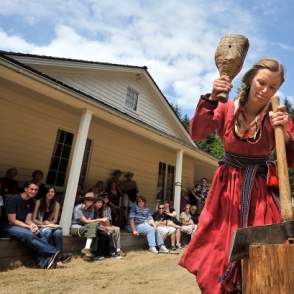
46, 130, 73, 187
156, 162, 175, 202
125, 87, 139, 111
78, 138, 92, 188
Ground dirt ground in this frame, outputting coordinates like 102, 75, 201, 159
0, 250, 201, 294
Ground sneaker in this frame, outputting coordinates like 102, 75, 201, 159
59, 253, 72, 264
110, 251, 117, 257
171, 246, 177, 251
176, 244, 182, 250
114, 255, 123, 260
56, 261, 66, 268
149, 246, 159, 254
159, 245, 169, 254
81, 248, 94, 258
116, 250, 127, 257
46, 250, 61, 269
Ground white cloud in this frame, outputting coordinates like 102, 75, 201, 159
1, 0, 290, 117
0, 29, 33, 51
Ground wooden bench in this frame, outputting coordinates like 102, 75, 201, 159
0, 232, 147, 269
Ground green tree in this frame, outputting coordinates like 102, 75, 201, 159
284, 97, 294, 118
170, 103, 224, 159
170, 103, 189, 131
284, 97, 294, 197
197, 133, 224, 160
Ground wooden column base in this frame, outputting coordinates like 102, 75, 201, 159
242, 244, 294, 294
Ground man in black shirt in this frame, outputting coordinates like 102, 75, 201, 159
153, 202, 181, 251
31, 170, 47, 200
0, 181, 60, 269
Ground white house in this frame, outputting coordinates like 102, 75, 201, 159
0, 51, 217, 234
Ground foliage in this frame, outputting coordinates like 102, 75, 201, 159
284, 97, 294, 198
170, 103, 224, 159
170, 103, 189, 131
197, 133, 224, 160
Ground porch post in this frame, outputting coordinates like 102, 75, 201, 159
60, 109, 93, 235
174, 149, 183, 219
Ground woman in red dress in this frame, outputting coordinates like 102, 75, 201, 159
179, 58, 294, 293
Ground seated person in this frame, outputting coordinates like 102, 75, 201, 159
0, 182, 61, 269
180, 204, 197, 236
128, 195, 169, 254
33, 185, 71, 263
163, 200, 182, 228
153, 202, 182, 251
31, 170, 47, 200
190, 205, 199, 225
189, 183, 202, 207
70, 191, 108, 261
102, 193, 126, 257
95, 195, 125, 257
0, 167, 18, 197
101, 193, 113, 219
92, 180, 105, 196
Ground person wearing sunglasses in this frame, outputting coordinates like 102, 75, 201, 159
153, 202, 182, 251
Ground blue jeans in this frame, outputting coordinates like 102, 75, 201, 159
0, 225, 58, 268
135, 222, 164, 248
40, 228, 63, 251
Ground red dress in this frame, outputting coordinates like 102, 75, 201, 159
179, 96, 294, 294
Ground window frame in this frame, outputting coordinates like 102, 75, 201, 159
78, 138, 92, 189
46, 129, 74, 187
156, 161, 175, 202
125, 87, 139, 111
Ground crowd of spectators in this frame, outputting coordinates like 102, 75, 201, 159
0, 167, 210, 267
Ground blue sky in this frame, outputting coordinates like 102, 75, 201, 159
0, 0, 293, 117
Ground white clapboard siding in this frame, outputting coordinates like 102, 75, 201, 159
182, 157, 195, 190
0, 89, 79, 181
193, 159, 215, 184
87, 118, 177, 206
40, 70, 181, 137
9, 56, 189, 143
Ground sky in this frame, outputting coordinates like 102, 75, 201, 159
0, 0, 294, 117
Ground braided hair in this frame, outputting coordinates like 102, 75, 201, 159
236, 58, 285, 105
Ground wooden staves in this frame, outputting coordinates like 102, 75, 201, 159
242, 244, 294, 294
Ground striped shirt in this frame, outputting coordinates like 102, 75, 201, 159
103, 206, 112, 221
129, 205, 153, 224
